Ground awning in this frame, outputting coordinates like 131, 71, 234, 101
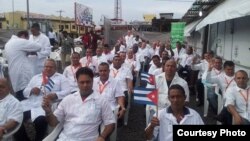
196, 0, 250, 31
184, 19, 202, 37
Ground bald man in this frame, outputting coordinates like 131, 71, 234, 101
225, 70, 250, 125
0, 78, 23, 140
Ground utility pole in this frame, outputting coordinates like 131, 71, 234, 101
12, 0, 14, 28
56, 10, 64, 30
26, 0, 30, 29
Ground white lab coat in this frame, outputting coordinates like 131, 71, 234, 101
29, 33, 51, 75
5, 35, 42, 92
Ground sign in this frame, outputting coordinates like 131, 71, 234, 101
75, 2, 93, 26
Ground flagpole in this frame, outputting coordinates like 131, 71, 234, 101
153, 75, 158, 117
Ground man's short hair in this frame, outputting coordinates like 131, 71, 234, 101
76, 67, 94, 80
168, 84, 186, 97
99, 62, 109, 69
71, 52, 80, 58
17, 30, 29, 38
31, 23, 40, 30
223, 61, 235, 68
152, 55, 160, 60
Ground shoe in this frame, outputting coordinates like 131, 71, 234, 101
214, 115, 224, 122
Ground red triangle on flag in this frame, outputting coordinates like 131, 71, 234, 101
149, 75, 155, 85
147, 90, 158, 105
42, 71, 48, 85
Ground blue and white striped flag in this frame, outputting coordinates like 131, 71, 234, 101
134, 87, 158, 105
44, 78, 55, 92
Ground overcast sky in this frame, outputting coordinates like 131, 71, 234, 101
0, 0, 195, 24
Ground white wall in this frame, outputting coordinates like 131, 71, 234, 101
207, 16, 250, 76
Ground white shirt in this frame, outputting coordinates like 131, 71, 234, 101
173, 48, 186, 61
54, 91, 116, 141
29, 33, 51, 75
138, 47, 150, 62
179, 54, 194, 67
206, 72, 236, 96
225, 86, 250, 120
23, 73, 70, 100
191, 59, 209, 79
92, 55, 108, 73
48, 31, 57, 40
155, 73, 190, 110
5, 35, 42, 92
125, 57, 141, 72
109, 65, 133, 92
148, 64, 160, 75
102, 53, 114, 63
93, 77, 124, 110
63, 65, 82, 93
125, 35, 134, 49
0, 94, 23, 126
79, 56, 98, 72
152, 107, 204, 141
153, 68, 163, 76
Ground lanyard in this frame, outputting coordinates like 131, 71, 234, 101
86, 56, 92, 67
99, 81, 109, 94
71, 64, 81, 82
214, 69, 221, 75
239, 89, 249, 110
112, 69, 119, 78
224, 77, 234, 92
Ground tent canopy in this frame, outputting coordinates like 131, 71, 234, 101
184, 19, 202, 37
196, 0, 250, 31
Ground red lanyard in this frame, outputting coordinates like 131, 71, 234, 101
224, 77, 234, 91
99, 81, 109, 94
112, 69, 119, 78
70, 64, 81, 82
239, 89, 249, 110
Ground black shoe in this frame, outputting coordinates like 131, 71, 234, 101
214, 115, 223, 122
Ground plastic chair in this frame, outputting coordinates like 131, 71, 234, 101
2, 116, 23, 140
42, 122, 63, 141
74, 47, 82, 54
202, 82, 218, 117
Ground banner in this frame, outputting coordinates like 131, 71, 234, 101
75, 2, 93, 26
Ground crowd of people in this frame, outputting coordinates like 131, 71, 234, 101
0, 25, 249, 141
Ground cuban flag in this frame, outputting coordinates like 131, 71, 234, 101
141, 72, 155, 89
42, 72, 54, 92
134, 87, 158, 105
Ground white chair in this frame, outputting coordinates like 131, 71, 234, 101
74, 47, 82, 54
2, 116, 23, 140
124, 91, 132, 126
42, 122, 63, 141
202, 82, 218, 117
50, 51, 61, 61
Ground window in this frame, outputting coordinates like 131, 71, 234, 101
72, 25, 75, 29
65, 25, 69, 29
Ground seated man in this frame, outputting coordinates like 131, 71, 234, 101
0, 78, 23, 141
63, 52, 82, 93
16, 59, 70, 141
225, 70, 250, 125
145, 84, 204, 141
42, 67, 115, 141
